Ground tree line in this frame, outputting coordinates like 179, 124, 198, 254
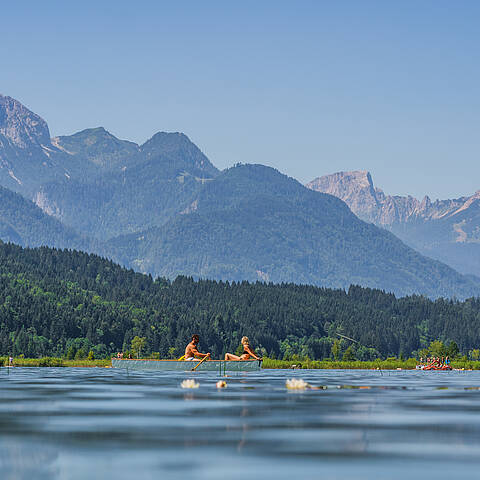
1, 241, 480, 360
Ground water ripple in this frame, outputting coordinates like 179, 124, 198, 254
1, 368, 480, 479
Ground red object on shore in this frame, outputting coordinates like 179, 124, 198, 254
423, 364, 452, 371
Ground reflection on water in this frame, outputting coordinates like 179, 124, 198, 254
1, 368, 480, 479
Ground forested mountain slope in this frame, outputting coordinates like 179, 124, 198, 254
111, 164, 480, 299
1, 241, 480, 360
0, 185, 102, 253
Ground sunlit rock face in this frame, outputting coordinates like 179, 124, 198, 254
307, 170, 480, 228
0, 94, 65, 195
307, 171, 480, 276
307, 171, 381, 224
0, 94, 51, 149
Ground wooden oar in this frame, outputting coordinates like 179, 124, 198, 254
191, 355, 209, 371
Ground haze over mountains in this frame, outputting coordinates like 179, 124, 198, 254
1, 93, 479, 299
0, 184, 101, 253
307, 171, 480, 277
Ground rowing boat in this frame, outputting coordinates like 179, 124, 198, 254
111, 358, 262, 372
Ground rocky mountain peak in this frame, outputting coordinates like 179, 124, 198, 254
52, 127, 140, 169
307, 171, 480, 232
0, 94, 51, 148
141, 131, 218, 176
141, 132, 203, 158
307, 171, 380, 223
308, 170, 441, 225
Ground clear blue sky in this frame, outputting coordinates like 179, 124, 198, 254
2, 0, 479, 199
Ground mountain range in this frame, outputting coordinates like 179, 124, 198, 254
307, 171, 480, 277
0, 93, 479, 299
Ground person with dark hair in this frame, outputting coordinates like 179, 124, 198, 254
184, 334, 210, 361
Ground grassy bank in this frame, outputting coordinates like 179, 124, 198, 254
2, 357, 480, 370
262, 358, 417, 370
262, 358, 480, 370
0, 357, 110, 367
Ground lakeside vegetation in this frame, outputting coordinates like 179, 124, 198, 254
2, 242, 480, 364
0, 356, 110, 367
2, 356, 480, 370
263, 358, 480, 370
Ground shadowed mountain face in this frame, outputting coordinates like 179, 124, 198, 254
307, 171, 480, 276
36, 131, 219, 238
108, 164, 480, 299
1, 94, 479, 298
0, 184, 103, 253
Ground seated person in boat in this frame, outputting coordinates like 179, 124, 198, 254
184, 334, 211, 361
224, 336, 261, 361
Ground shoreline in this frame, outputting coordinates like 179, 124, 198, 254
2, 357, 480, 370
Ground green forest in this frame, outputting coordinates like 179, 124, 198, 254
1, 241, 480, 361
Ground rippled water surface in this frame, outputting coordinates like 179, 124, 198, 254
2, 368, 480, 479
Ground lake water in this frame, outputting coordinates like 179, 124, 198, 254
1, 368, 480, 479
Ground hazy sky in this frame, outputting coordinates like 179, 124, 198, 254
2, 0, 479, 199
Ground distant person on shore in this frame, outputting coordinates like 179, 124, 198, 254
224, 336, 261, 361
8, 356, 13, 366
184, 334, 211, 361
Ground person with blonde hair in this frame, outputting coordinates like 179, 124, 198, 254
224, 336, 261, 361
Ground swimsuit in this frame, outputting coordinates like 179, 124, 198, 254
242, 347, 253, 359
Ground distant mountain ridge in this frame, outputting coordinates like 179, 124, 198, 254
0, 94, 219, 238
109, 164, 480, 299
307, 170, 480, 226
35, 130, 219, 238
52, 127, 140, 171
307, 171, 480, 276
1, 93, 480, 298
